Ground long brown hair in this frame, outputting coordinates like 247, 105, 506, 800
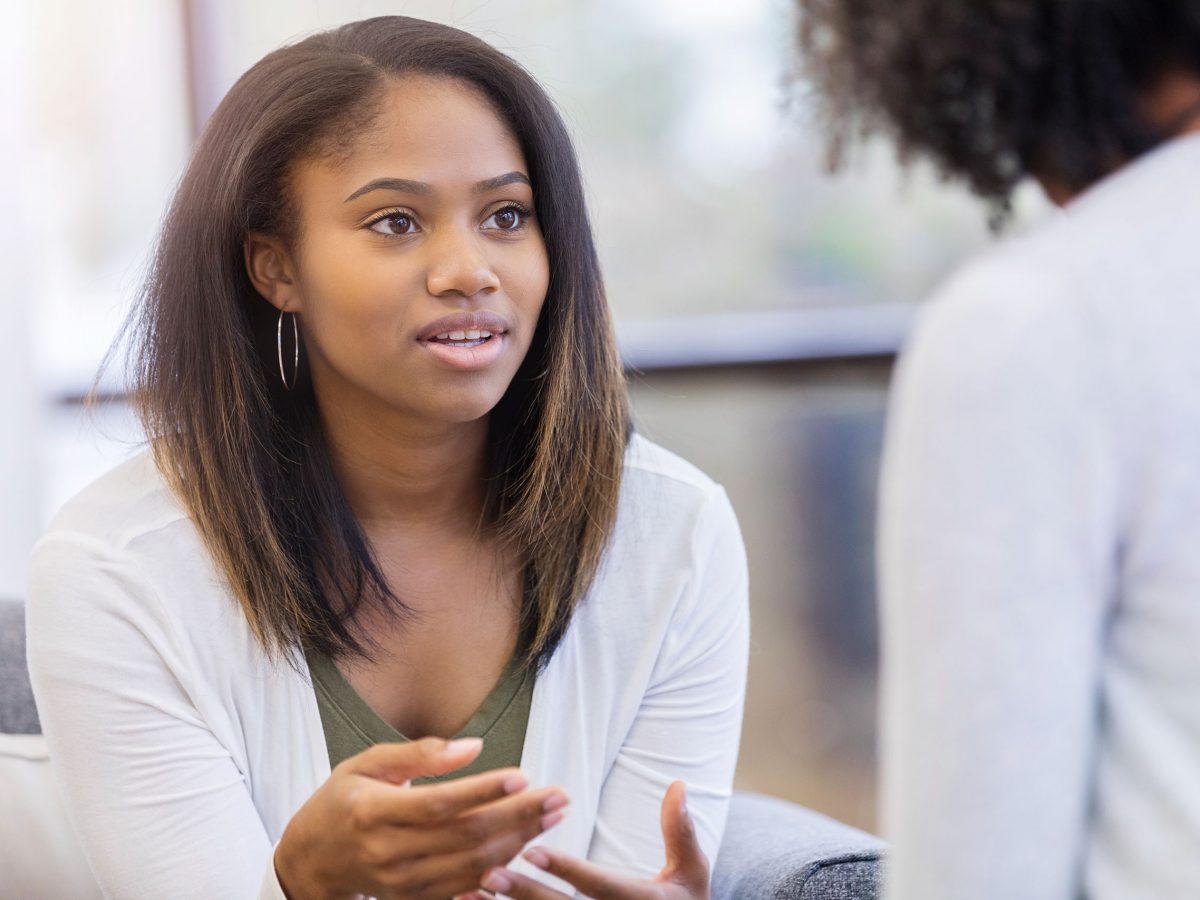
100, 16, 631, 673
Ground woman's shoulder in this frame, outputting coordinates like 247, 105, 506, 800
40, 447, 188, 552
27, 448, 263, 679
577, 434, 746, 648
610, 433, 741, 563
621, 432, 722, 498
618, 432, 735, 532
28, 448, 218, 625
897, 225, 1096, 412
917, 230, 1071, 345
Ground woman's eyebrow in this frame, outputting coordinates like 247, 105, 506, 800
473, 171, 531, 193
343, 171, 531, 203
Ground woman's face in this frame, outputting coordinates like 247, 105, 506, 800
268, 75, 550, 428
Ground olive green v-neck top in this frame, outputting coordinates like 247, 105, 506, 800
303, 647, 535, 783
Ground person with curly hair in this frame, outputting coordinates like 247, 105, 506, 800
794, 3, 1200, 899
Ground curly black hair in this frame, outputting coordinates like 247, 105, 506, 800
794, 0, 1200, 221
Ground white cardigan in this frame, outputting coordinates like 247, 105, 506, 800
25, 434, 749, 899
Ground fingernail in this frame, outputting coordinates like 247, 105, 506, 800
482, 868, 512, 892
542, 792, 568, 812
447, 737, 483, 754
524, 847, 551, 869
540, 810, 564, 831
503, 772, 529, 793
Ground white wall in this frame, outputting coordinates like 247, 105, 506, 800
0, 4, 42, 598
1, 0, 189, 593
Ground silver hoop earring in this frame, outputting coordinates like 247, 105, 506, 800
277, 309, 299, 391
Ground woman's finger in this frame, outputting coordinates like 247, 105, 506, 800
351, 764, 531, 828
440, 784, 568, 848
380, 807, 566, 897
657, 781, 709, 891
370, 784, 567, 859
396, 767, 537, 825
515, 846, 649, 899
350, 736, 485, 784
482, 867, 573, 899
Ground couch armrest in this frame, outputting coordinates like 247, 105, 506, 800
0, 597, 39, 734
713, 791, 885, 900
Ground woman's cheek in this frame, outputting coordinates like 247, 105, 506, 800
305, 301, 391, 379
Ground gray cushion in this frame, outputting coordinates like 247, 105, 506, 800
713, 792, 884, 899
0, 597, 39, 734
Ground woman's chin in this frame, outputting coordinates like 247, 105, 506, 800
412, 393, 506, 427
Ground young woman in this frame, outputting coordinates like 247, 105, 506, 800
795, 2, 1200, 899
25, 17, 749, 900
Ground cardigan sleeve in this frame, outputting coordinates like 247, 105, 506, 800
585, 485, 750, 878
25, 531, 289, 900
877, 257, 1119, 900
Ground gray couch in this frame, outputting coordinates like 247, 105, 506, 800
0, 596, 884, 899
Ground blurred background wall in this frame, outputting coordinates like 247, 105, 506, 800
1, 0, 1049, 832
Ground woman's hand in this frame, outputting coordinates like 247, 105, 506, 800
463, 781, 709, 900
274, 736, 569, 900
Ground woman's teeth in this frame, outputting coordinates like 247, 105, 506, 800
433, 329, 493, 342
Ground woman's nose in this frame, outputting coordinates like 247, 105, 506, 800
425, 228, 501, 298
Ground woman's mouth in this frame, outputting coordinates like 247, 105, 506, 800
419, 330, 506, 369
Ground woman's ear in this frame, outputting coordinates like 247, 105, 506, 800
244, 232, 300, 312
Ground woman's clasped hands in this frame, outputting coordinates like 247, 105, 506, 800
273, 736, 569, 900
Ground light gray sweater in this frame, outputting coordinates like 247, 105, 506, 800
878, 132, 1200, 900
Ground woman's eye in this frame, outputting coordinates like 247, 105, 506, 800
484, 205, 529, 231
368, 212, 418, 236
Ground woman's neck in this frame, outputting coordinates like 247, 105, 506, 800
1144, 68, 1200, 138
317, 395, 490, 537
1038, 67, 1200, 206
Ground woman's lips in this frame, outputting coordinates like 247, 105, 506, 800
419, 332, 507, 370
